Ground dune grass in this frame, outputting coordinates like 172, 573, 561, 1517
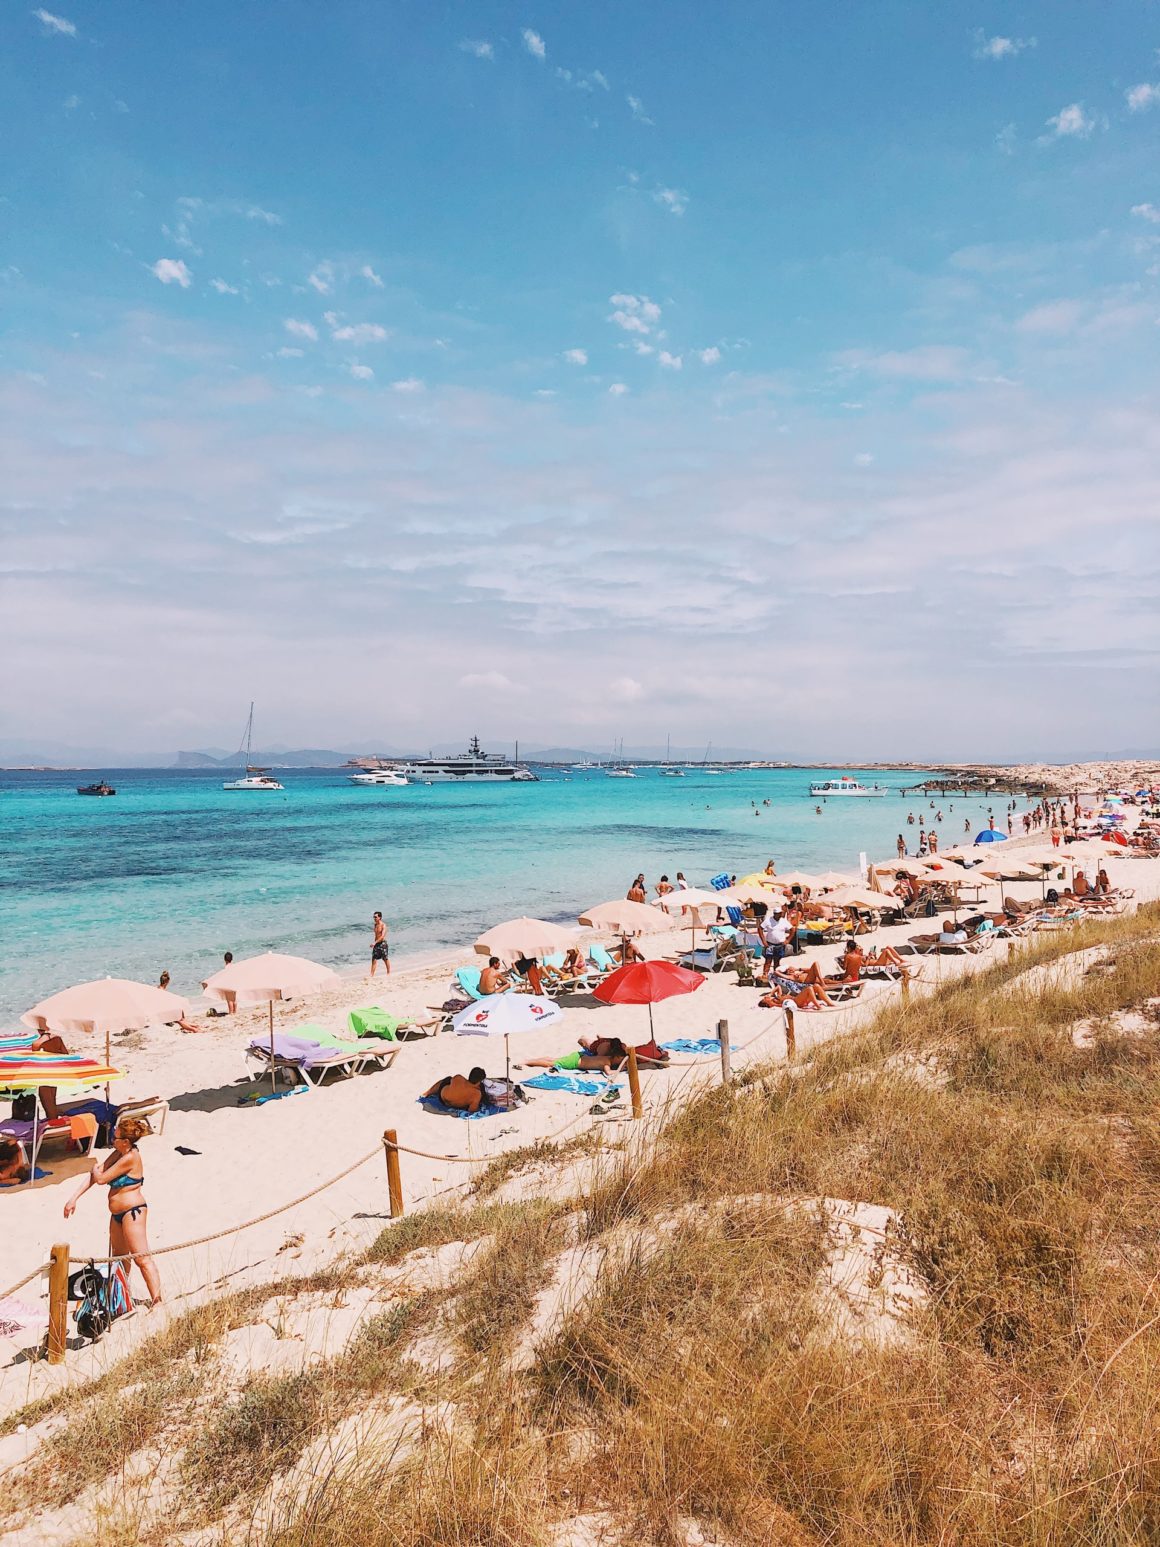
7, 906, 1159, 1544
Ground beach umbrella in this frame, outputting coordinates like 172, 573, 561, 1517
0, 1053, 125, 1187
823, 886, 902, 912
577, 899, 670, 959
873, 858, 936, 877
764, 870, 822, 891
452, 993, 564, 1083
593, 960, 704, 1044
653, 887, 724, 952
714, 881, 776, 906
735, 872, 785, 889
813, 871, 858, 891
473, 917, 576, 962
973, 829, 1008, 844
203, 952, 339, 1091
23, 977, 192, 1102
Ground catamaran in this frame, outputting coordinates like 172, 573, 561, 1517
222, 704, 285, 791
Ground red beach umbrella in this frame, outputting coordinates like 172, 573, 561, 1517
593, 960, 704, 1042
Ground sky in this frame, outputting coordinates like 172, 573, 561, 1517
2, 2, 1158, 763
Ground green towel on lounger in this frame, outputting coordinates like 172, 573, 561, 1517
347, 1007, 403, 1041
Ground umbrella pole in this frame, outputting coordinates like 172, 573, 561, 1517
270, 1000, 276, 1093
29, 1089, 42, 1191
105, 1026, 111, 1108
505, 1032, 510, 1087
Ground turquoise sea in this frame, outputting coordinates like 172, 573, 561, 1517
0, 766, 1010, 1021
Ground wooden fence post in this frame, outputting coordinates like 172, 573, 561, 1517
901, 972, 911, 1003
717, 1019, 732, 1087
626, 1045, 643, 1119
383, 1130, 404, 1219
784, 1004, 796, 1061
47, 1243, 69, 1365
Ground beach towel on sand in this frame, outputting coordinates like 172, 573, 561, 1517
662, 1038, 740, 1055
522, 1072, 622, 1097
417, 1096, 500, 1121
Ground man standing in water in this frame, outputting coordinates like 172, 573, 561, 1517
370, 911, 391, 977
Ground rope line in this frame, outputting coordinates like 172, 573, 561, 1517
0, 1263, 47, 1302
76, 1142, 385, 1266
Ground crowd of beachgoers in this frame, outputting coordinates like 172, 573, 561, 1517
1, 779, 1157, 1395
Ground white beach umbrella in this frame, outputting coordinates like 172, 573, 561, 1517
823, 886, 903, 912
578, 899, 671, 936
202, 951, 340, 1090
473, 917, 576, 962
452, 993, 564, 1083
653, 886, 726, 951
23, 976, 194, 1101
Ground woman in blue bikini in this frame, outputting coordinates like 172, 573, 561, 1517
63, 1116, 161, 1307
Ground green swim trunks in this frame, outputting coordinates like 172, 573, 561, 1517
554, 1050, 582, 1071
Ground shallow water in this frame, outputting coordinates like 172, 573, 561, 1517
0, 765, 1012, 1018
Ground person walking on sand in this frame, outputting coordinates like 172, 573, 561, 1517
370, 911, 391, 976
63, 1116, 162, 1308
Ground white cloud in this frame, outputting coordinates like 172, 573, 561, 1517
1043, 103, 1094, 140
558, 67, 609, 93
331, 322, 389, 344
392, 377, 425, 393
33, 9, 76, 36
627, 94, 653, 125
972, 31, 1035, 59
697, 346, 721, 365
151, 258, 192, 288
276, 346, 304, 358
562, 348, 588, 365
1126, 82, 1160, 112
284, 318, 319, 341
632, 340, 654, 356
837, 345, 969, 381
360, 264, 384, 287
609, 676, 644, 703
1015, 299, 1083, 335
658, 350, 682, 370
654, 186, 689, 216
995, 123, 1017, 156
308, 263, 335, 295
608, 293, 661, 335
840, 401, 864, 410
522, 28, 546, 59
210, 278, 240, 295
1131, 202, 1160, 224
245, 205, 282, 226
349, 364, 374, 381
460, 671, 517, 691
322, 310, 339, 327
854, 452, 875, 466
459, 38, 494, 59
608, 382, 629, 396
63, 93, 79, 110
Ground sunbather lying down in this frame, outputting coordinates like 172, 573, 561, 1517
758, 973, 838, 1010
525, 1036, 671, 1072
423, 1068, 488, 1113
776, 963, 865, 996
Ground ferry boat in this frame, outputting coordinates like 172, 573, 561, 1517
350, 768, 409, 787
809, 776, 886, 798
77, 780, 115, 797
222, 703, 285, 791
398, 737, 537, 783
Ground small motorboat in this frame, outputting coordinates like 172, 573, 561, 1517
77, 780, 116, 797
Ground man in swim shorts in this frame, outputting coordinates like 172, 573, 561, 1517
370, 911, 390, 976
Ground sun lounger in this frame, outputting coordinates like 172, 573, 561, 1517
454, 967, 486, 1000
247, 1030, 396, 1087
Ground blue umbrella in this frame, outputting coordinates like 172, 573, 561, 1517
973, 829, 1008, 844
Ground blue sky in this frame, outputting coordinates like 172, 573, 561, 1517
2, 3, 1158, 760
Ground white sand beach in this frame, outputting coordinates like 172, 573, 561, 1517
2, 825, 1157, 1416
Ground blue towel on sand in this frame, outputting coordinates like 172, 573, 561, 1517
0, 1167, 49, 1187
417, 1095, 498, 1120
662, 1038, 739, 1055
522, 1072, 621, 1097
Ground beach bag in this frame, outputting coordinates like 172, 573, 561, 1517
1046, 888, 1060, 905
482, 1077, 528, 1111
69, 1260, 133, 1343
10, 1094, 36, 1123
632, 1039, 670, 1066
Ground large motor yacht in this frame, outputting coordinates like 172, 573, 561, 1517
398, 737, 537, 783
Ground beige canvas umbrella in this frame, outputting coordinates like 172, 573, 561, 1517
23, 976, 193, 1101
473, 917, 577, 962
873, 857, 936, 877
202, 952, 339, 1090
813, 871, 858, 891
763, 870, 821, 891
714, 881, 775, 906
578, 899, 670, 961
653, 887, 725, 951
824, 885, 903, 912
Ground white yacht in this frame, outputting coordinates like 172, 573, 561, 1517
398, 736, 537, 783
809, 776, 886, 798
350, 768, 409, 787
222, 704, 284, 791
605, 767, 637, 778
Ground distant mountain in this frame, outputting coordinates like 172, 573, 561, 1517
173, 748, 376, 768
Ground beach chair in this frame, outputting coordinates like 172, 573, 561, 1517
454, 967, 486, 1000
541, 953, 594, 994
587, 945, 619, 975
347, 1006, 406, 1040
